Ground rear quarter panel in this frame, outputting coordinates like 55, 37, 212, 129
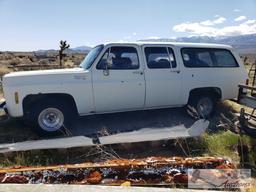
177, 47, 248, 104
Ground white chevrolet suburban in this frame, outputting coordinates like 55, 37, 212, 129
1, 42, 248, 134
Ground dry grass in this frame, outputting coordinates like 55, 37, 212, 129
0, 66, 12, 95
0, 51, 86, 71
0, 66, 12, 77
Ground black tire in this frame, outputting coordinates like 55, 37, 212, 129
28, 99, 73, 136
189, 94, 216, 118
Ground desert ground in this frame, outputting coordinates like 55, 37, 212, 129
0, 50, 85, 74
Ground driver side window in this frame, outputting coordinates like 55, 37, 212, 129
96, 46, 139, 70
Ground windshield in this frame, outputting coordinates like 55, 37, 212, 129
80, 44, 104, 69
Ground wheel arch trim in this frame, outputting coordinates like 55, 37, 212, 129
22, 93, 79, 117
187, 87, 222, 104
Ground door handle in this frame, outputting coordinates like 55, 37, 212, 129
170, 70, 180, 74
133, 71, 144, 75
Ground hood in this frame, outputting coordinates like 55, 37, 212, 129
4, 68, 85, 78
2, 67, 89, 88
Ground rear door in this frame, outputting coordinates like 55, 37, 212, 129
143, 45, 182, 108
92, 45, 145, 112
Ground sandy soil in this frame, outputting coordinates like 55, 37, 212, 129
0, 107, 195, 144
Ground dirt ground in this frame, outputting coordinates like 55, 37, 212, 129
0, 106, 195, 144
72, 107, 194, 136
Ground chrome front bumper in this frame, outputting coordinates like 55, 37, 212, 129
0, 99, 9, 123
0, 100, 7, 112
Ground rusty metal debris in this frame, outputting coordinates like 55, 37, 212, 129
0, 156, 234, 186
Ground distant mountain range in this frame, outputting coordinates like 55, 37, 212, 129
68, 46, 92, 53
139, 34, 256, 54
35, 33, 256, 54
36, 46, 92, 54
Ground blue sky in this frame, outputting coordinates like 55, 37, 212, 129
0, 0, 256, 51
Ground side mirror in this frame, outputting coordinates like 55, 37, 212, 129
103, 54, 114, 76
103, 66, 109, 76
103, 56, 112, 76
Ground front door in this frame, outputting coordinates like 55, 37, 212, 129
92, 45, 145, 112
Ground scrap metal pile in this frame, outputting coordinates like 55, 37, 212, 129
0, 156, 234, 186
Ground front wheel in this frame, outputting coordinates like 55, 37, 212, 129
189, 95, 216, 118
29, 100, 72, 135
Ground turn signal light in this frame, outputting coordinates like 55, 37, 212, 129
14, 92, 19, 104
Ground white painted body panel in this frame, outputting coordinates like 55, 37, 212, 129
142, 44, 183, 108
178, 49, 247, 104
92, 44, 146, 112
2, 42, 248, 118
3, 68, 94, 117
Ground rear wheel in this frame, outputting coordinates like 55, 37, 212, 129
189, 94, 216, 118
29, 100, 72, 135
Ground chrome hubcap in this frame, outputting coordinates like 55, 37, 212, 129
197, 97, 213, 117
38, 108, 64, 132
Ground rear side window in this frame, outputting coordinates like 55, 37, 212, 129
181, 48, 238, 68
214, 50, 238, 67
145, 47, 176, 69
97, 46, 139, 70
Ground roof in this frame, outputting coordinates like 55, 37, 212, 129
102, 41, 233, 49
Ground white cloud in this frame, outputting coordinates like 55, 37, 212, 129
200, 17, 226, 26
234, 16, 247, 22
173, 22, 216, 35
233, 9, 241, 12
173, 17, 256, 37
132, 32, 137, 36
200, 20, 214, 26
245, 19, 256, 24
214, 17, 226, 24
